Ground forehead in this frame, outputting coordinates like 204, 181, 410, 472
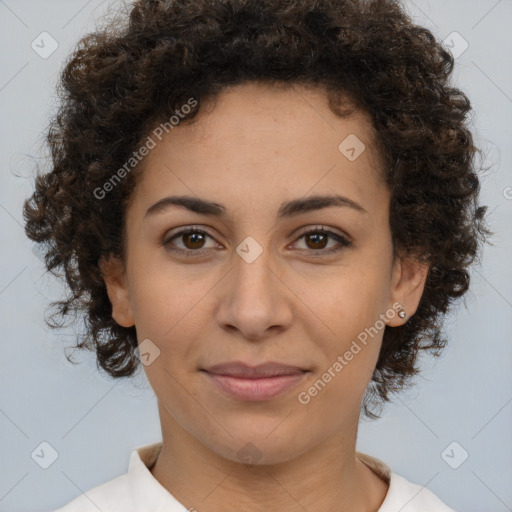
130, 82, 388, 221
168, 82, 379, 155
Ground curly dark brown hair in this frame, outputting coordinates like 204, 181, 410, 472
23, 0, 491, 418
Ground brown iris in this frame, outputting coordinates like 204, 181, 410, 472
304, 231, 328, 250
182, 232, 206, 249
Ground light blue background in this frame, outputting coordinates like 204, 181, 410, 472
1, 1, 511, 511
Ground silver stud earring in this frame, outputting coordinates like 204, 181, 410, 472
398, 309, 406, 319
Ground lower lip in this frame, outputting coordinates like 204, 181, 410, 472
202, 371, 308, 401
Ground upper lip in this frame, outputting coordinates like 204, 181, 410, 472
202, 361, 308, 378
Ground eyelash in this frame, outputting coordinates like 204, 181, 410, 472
162, 225, 353, 258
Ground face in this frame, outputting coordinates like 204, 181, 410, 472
102, 82, 428, 465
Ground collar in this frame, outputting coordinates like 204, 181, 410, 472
128, 442, 187, 511
356, 451, 392, 483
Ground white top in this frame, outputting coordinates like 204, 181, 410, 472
53, 442, 456, 511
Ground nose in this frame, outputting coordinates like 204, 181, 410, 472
215, 246, 293, 342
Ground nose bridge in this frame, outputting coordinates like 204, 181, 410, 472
216, 236, 292, 339
231, 237, 278, 309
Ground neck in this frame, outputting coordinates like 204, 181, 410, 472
149, 401, 388, 512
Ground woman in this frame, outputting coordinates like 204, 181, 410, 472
23, 0, 490, 510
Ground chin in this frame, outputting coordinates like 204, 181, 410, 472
201, 423, 313, 467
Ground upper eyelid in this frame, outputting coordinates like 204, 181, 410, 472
165, 225, 216, 242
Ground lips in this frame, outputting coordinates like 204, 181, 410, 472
203, 361, 307, 378
201, 361, 309, 401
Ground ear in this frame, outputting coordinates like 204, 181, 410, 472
386, 254, 429, 327
99, 254, 135, 328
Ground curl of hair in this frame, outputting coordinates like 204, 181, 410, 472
23, 0, 492, 417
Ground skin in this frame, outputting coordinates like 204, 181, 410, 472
101, 82, 429, 512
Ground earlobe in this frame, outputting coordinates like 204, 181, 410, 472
99, 254, 135, 328
387, 256, 429, 327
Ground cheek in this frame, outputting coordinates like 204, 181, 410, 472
127, 256, 211, 342
295, 314, 383, 422
299, 262, 390, 342
127, 262, 221, 397
293, 263, 389, 394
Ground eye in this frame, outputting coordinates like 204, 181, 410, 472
162, 225, 353, 258
291, 226, 353, 256
163, 226, 220, 256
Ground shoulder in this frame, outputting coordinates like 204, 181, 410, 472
379, 472, 457, 512
51, 473, 131, 512
356, 451, 456, 512
51, 442, 164, 512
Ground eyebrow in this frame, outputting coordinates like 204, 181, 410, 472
144, 193, 368, 219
